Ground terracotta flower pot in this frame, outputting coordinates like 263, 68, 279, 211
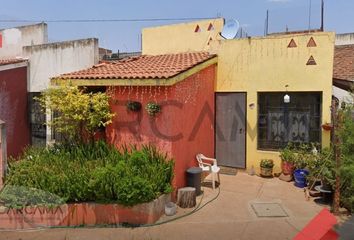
260, 167, 273, 177
321, 123, 333, 131
281, 161, 295, 175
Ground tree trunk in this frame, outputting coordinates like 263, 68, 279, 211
177, 187, 196, 208
332, 100, 342, 215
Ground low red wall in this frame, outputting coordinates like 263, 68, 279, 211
0, 194, 171, 229
106, 65, 216, 191
0, 66, 30, 158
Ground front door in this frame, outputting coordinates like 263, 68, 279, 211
215, 93, 246, 168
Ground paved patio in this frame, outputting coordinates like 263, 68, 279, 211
0, 172, 327, 240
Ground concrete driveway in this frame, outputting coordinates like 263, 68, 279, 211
0, 172, 326, 240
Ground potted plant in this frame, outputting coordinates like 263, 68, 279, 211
306, 151, 321, 190
260, 159, 274, 177
293, 144, 312, 188
145, 102, 161, 116
126, 101, 142, 112
319, 148, 335, 191
321, 123, 333, 131
279, 144, 296, 175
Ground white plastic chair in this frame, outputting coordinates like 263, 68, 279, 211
196, 154, 220, 190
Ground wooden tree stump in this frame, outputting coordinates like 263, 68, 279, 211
177, 187, 196, 208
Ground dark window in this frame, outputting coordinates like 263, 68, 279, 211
29, 92, 46, 146
258, 92, 321, 150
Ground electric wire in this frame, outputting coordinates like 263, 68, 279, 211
0, 17, 216, 23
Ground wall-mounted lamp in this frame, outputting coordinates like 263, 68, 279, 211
284, 84, 290, 103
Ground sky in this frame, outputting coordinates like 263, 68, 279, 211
0, 0, 353, 52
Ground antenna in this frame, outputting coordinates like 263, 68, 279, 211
265, 10, 269, 36
320, 0, 324, 31
220, 19, 240, 39
308, 0, 312, 31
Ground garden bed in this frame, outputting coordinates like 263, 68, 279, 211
0, 193, 171, 230
0, 142, 175, 229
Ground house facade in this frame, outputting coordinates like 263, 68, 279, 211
0, 23, 100, 146
0, 59, 30, 158
142, 19, 335, 173
53, 52, 217, 189
0, 23, 48, 58
22, 38, 99, 145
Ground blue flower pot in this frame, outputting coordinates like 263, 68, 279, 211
294, 169, 309, 188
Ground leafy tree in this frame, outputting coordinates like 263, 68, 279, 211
338, 96, 354, 212
36, 85, 114, 143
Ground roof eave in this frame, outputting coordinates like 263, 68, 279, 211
0, 61, 28, 72
51, 56, 218, 87
333, 77, 354, 91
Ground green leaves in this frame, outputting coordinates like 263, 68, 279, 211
4, 142, 174, 207
145, 102, 161, 116
260, 159, 274, 168
279, 144, 296, 164
35, 85, 115, 143
338, 103, 354, 212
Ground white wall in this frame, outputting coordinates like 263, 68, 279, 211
333, 86, 353, 103
0, 23, 47, 58
23, 38, 99, 92
334, 33, 354, 102
336, 33, 354, 46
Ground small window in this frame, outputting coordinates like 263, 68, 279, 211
258, 92, 322, 150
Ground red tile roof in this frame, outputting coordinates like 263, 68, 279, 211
0, 58, 27, 66
58, 52, 216, 80
333, 44, 354, 81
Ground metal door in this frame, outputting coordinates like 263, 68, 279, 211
215, 93, 246, 168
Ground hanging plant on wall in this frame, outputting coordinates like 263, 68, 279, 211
145, 102, 161, 116
126, 101, 142, 112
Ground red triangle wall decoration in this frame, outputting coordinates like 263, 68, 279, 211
207, 37, 213, 45
306, 55, 317, 65
207, 23, 214, 31
194, 25, 201, 33
288, 39, 297, 48
307, 37, 317, 47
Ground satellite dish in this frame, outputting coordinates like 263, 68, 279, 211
220, 19, 240, 39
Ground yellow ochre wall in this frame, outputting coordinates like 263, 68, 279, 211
142, 20, 335, 173
142, 18, 224, 55
213, 32, 335, 173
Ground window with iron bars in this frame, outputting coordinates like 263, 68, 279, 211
258, 92, 322, 150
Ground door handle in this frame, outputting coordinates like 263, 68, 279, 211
239, 128, 243, 134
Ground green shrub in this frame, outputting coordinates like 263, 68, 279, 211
0, 185, 65, 209
288, 143, 317, 170
3, 141, 174, 207
338, 104, 354, 212
145, 102, 161, 116
260, 159, 274, 168
36, 85, 115, 143
307, 147, 335, 186
279, 143, 296, 164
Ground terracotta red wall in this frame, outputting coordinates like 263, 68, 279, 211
106, 65, 216, 191
0, 66, 30, 158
